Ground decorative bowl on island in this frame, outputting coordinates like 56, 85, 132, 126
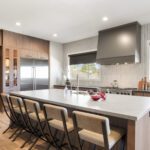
89, 90, 106, 101
91, 95, 101, 101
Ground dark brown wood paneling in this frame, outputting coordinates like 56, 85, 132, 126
20, 48, 33, 58
132, 91, 150, 97
0, 30, 2, 46
19, 36, 49, 59
3, 30, 17, 48
0, 46, 3, 92
38, 40, 49, 60
21, 35, 32, 50
143, 93, 150, 97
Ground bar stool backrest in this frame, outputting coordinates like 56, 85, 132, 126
24, 99, 41, 113
9, 96, 23, 109
73, 111, 110, 135
44, 104, 68, 121
1, 93, 10, 110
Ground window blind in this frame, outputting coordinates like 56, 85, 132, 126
69, 51, 97, 65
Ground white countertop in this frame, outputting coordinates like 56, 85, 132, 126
11, 89, 150, 121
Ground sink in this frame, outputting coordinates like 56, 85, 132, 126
72, 91, 88, 95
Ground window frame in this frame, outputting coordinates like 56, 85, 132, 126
147, 40, 150, 80
67, 50, 101, 81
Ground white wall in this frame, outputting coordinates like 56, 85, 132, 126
63, 24, 150, 88
50, 41, 64, 87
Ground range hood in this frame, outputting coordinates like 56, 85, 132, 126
96, 22, 141, 65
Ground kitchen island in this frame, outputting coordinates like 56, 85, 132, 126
11, 89, 150, 150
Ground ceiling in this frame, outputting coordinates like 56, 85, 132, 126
0, 0, 150, 43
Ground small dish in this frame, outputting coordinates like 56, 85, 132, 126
91, 95, 101, 101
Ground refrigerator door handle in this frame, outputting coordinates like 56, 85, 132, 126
32, 66, 35, 90
34, 67, 37, 90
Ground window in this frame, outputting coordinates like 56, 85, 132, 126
148, 40, 150, 80
70, 63, 100, 80
69, 51, 100, 80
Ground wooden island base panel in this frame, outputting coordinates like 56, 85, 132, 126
11, 89, 150, 150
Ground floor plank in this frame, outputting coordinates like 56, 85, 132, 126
0, 113, 56, 150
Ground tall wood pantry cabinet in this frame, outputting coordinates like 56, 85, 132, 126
0, 30, 49, 93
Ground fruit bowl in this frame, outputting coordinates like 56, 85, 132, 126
91, 95, 101, 101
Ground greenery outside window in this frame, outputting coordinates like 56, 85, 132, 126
70, 63, 100, 80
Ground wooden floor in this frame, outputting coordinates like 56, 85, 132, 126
0, 113, 56, 150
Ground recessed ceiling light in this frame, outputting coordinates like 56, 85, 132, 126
102, 17, 108, 22
53, 33, 58, 37
16, 22, 21, 26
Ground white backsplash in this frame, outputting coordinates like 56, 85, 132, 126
100, 64, 143, 88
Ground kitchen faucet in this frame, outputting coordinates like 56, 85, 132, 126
76, 74, 79, 93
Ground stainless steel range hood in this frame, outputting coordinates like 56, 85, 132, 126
96, 22, 141, 65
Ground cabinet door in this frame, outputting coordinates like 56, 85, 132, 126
3, 48, 11, 92
31, 38, 40, 59
3, 48, 20, 93
20, 49, 33, 58
143, 93, 150, 97
132, 92, 144, 96
12, 49, 20, 91
0, 30, 2, 46
38, 40, 49, 60
38, 48, 49, 60
22, 36, 32, 50
3, 30, 17, 48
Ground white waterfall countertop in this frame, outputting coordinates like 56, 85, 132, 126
11, 89, 150, 121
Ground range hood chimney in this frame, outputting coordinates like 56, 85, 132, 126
96, 22, 141, 65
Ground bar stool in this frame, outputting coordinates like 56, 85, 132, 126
43, 104, 74, 150
9, 96, 33, 143
73, 111, 125, 150
24, 99, 49, 150
9, 95, 39, 149
0, 93, 21, 137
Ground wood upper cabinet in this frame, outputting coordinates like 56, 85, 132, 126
37, 40, 49, 60
20, 36, 49, 60
0, 30, 2, 46
3, 30, 18, 48
20, 48, 33, 58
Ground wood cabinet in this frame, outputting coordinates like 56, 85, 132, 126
0, 30, 2, 46
0, 29, 50, 93
20, 36, 49, 60
132, 91, 150, 97
3, 30, 18, 48
0, 47, 3, 92
3, 47, 20, 93
20, 48, 33, 58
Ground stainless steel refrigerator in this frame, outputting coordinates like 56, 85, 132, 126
20, 58, 49, 91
